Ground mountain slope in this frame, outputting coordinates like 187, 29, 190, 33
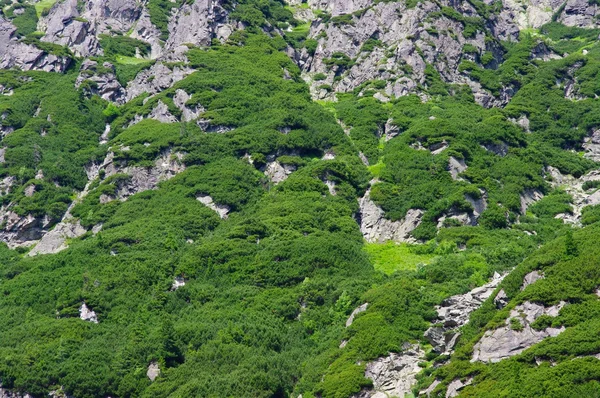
1, 0, 600, 397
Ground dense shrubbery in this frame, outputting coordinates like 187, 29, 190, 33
1, 3, 600, 395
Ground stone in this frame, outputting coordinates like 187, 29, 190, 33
425, 272, 506, 354
28, 220, 87, 256
448, 157, 467, 180
520, 189, 544, 214
264, 161, 296, 184
522, 270, 544, 290
79, 303, 98, 323
446, 377, 473, 398
471, 301, 566, 363
359, 183, 423, 243
494, 289, 509, 309
346, 303, 368, 327
357, 344, 426, 398
76, 60, 126, 104
171, 277, 186, 291
147, 362, 160, 381
149, 100, 178, 124
197, 195, 230, 219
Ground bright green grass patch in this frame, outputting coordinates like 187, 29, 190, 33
115, 55, 151, 65
365, 242, 435, 275
34, 0, 57, 17
368, 161, 384, 178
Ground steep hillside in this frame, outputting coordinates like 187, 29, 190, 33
1, 0, 600, 397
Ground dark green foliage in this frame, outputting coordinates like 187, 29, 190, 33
99, 35, 151, 58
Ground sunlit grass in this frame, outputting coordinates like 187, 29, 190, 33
365, 242, 435, 275
115, 55, 151, 65
34, 0, 57, 18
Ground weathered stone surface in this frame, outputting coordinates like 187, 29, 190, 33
425, 272, 506, 354
171, 277, 186, 291
522, 270, 544, 290
359, 183, 423, 243
147, 362, 160, 381
264, 161, 296, 184
28, 220, 86, 256
197, 195, 230, 219
446, 377, 473, 398
76, 60, 126, 104
0, 17, 72, 73
520, 188, 544, 214
165, 0, 232, 55
126, 63, 194, 101
149, 100, 178, 123
448, 157, 467, 180
547, 166, 600, 224
471, 301, 566, 363
346, 303, 368, 327
353, 344, 425, 398
79, 303, 98, 323
173, 89, 204, 122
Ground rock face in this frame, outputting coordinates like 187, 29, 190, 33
353, 344, 425, 398
547, 166, 600, 224
147, 362, 160, 381
197, 195, 230, 219
125, 63, 194, 101
102, 150, 186, 201
425, 272, 506, 354
359, 185, 423, 243
520, 188, 544, 214
28, 220, 86, 256
471, 301, 566, 363
79, 303, 98, 323
346, 303, 368, 327
76, 60, 126, 104
165, 0, 233, 55
0, 17, 72, 73
264, 161, 296, 184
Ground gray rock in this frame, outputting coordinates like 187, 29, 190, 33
197, 195, 230, 219
448, 157, 467, 180
76, 60, 126, 104
149, 100, 178, 123
346, 303, 368, 327
355, 344, 425, 398
79, 303, 98, 323
0, 17, 72, 73
165, 0, 232, 55
425, 272, 506, 354
471, 301, 566, 363
147, 362, 160, 381
126, 63, 194, 101
359, 181, 423, 243
28, 220, 86, 256
39, 0, 98, 57
522, 270, 544, 290
264, 161, 296, 184
446, 377, 473, 398
173, 89, 203, 122
520, 188, 544, 214
494, 289, 509, 309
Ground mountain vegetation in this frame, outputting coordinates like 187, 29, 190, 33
1, 0, 600, 397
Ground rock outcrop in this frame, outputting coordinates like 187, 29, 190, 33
425, 272, 506, 354
0, 17, 72, 73
353, 343, 426, 398
197, 195, 230, 219
76, 60, 126, 104
547, 166, 600, 224
471, 301, 566, 363
79, 302, 98, 323
359, 184, 423, 243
